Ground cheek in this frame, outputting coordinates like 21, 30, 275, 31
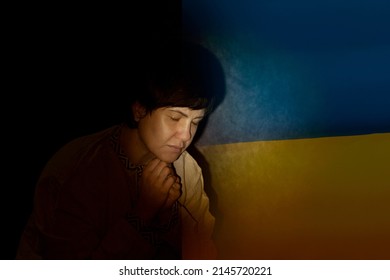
147, 118, 174, 143
138, 118, 161, 144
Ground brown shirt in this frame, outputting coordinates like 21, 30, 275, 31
16, 124, 216, 259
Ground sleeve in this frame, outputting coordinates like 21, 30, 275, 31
30, 175, 156, 260
177, 153, 218, 260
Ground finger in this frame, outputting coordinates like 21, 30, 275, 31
163, 186, 181, 208
170, 181, 181, 191
169, 186, 181, 198
162, 174, 176, 190
160, 165, 173, 178
143, 158, 160, 173
173, 181, 182, 196
150, 161, 169, 176
144, 160, 170, 181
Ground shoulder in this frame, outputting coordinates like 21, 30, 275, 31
39, 125, 121, 183
174, 150, 204, 204
174, 150, 202, 178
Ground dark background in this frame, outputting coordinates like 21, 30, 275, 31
5, 1, 181, 259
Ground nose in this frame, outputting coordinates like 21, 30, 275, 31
177, 122, 193, 143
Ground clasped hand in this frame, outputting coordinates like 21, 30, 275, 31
135, 158, 181, 222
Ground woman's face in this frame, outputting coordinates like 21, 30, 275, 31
137, 106, 205, 163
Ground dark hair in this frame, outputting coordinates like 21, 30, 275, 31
126, 39, 225, 128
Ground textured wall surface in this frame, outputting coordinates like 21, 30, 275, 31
184, 0, 390, 145
184, 0, 390, 259
197, 133, 390, 259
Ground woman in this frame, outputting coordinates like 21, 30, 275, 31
16, 39, 225, 259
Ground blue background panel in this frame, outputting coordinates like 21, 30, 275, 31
183, 0, 390, 145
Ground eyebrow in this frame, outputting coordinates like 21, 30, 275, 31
168, 109, 204, 119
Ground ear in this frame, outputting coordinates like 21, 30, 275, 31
132, 102, 147, 122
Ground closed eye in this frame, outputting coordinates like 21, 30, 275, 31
170, 116, 181, 122
167, 108, 204, 125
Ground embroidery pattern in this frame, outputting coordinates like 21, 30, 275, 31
109, 125, 179, 246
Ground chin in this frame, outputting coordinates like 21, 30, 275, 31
158, 153, 181, 163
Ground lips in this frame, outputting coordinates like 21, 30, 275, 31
168, 145, 183, 153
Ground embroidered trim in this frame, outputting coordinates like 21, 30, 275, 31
110, 124, 179, 246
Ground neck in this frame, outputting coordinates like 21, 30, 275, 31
120, 125, 154, 165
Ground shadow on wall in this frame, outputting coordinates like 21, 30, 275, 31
186, 39, 227, 247
187, 145, 222, 226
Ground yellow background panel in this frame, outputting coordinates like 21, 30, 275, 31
196, 133, 390, 259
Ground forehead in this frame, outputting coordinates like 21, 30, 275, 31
158, 107, 205, 118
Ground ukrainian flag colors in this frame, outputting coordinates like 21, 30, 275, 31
196, 133, 390, 259
184, 0, 390, 259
